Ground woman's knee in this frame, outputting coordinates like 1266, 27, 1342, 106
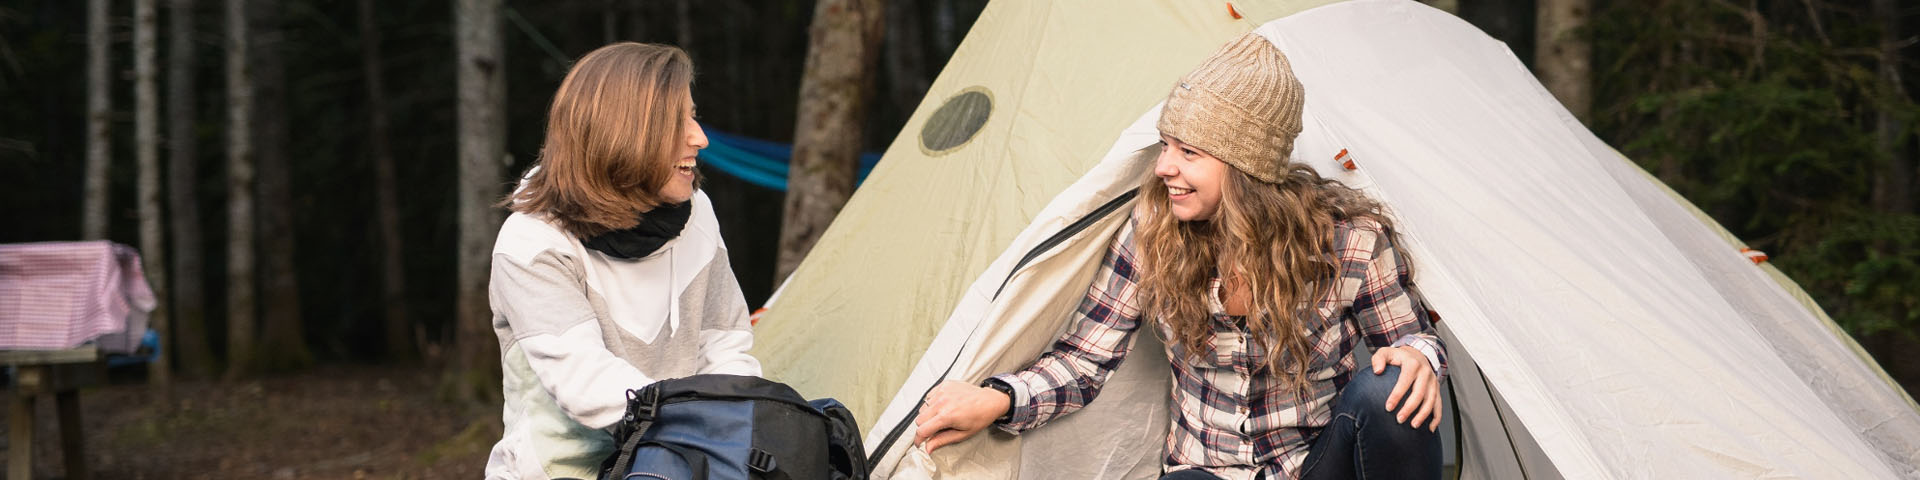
1338, 365, 1404, 416
1338, 365, 1441, 447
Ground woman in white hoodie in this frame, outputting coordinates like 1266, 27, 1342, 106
484, 42, 760, 480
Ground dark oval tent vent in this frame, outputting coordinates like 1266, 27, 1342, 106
919, 88, 992, 154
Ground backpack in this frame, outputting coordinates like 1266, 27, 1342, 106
600, 374, 868, 480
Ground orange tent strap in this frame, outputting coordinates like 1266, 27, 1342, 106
1741, 247, 1769, 265
750, 307, 769, 326
1228, 3, 1244, 19
1336, 148, 1356, 170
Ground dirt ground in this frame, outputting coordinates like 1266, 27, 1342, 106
2, 340, 1915, 480
0, 365, 495, 479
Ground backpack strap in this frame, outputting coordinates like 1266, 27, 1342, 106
620, 440, 710, 480
603, 387, 664, 480
812, 399, 869, 479
746, 448, 792, 480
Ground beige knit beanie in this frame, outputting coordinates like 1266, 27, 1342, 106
1156, 32, 1305, 184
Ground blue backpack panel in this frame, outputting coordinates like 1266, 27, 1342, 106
601, 374, 867, 480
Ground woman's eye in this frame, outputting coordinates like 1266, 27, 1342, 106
1181, 148, 1197, 156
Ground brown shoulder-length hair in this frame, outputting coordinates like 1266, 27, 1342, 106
505, 42, 693, 238
1135, 158, 1405, 394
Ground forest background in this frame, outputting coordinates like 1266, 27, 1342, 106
0, 0, 1916, 478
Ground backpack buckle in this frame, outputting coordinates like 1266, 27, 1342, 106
634, 388, 660, 419
747, 448, 777, 474
622, 387, 661, 430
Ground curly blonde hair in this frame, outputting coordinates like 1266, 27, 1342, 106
1134, 158, 1404, 393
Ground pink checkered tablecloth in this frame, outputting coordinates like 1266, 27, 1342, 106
0, 241, 154, 353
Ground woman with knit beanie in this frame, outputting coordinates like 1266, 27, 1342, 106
483, 43, 761, 480
911, 33, 1446, 480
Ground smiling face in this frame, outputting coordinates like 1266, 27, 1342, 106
510, 43, 709, 239
1154, 134, 1231, 221
658, 95, 707, 204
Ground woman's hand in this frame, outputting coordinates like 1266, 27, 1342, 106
911, 380, 1012, 452
1371, 345, 1442, 431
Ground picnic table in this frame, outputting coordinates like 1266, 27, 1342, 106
0, 241, 155, 480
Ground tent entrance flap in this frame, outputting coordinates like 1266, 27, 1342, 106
1439, 322, 1561, 480
994, 190, 1139, 300
867, 188, 1142, 467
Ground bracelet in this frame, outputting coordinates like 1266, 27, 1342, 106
981, 379, 1016, 424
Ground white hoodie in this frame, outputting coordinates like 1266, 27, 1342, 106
484, 190, 760, 480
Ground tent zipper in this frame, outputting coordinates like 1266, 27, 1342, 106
868, 189, 1138, 469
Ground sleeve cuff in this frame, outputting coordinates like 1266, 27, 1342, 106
1390, 335, 1446, 378
989, 373, 1037, 432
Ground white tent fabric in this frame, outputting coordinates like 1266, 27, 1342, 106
756, 0, 1920, 478
1260, 3, 1920, 477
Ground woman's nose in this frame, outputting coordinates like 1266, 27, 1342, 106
689, 122, 710, 150
1153, 150, 1178, 177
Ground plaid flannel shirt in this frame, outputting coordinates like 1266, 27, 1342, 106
992, 214, 1446, 480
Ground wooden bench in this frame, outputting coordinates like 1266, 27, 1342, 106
2, 347, 104, 480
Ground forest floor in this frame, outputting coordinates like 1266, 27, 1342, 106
0, 365, 494, 479
0, 337, 1915, 480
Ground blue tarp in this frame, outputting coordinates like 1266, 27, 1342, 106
701, 125, 883, 191
106, 329, 159, 368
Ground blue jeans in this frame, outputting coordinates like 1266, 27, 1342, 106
1157, 366, 1441, 480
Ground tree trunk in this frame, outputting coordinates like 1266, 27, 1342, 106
135, 0, 170, 388
724, 8, 743, 127
84, 0, 112, 240
883, 0, 928, 115
454, 0, 506, 402
1535, 0, 1591, 121
1460, 0, 1535, 73
601, 0, 616, 44
1653, 27, 1682, 183
775, 0, 886, 283
674, 0, 692, 50
223, 0, 256, 381
167, 0, 215, 378
248, 0, 311, 373
1421, 0, 1460, 14
932, 0, 955, 55
1872, 0, 1912, 215
625, 0, 646, 45
360, 0, 413, 361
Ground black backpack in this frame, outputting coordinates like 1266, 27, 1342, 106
600, 374, 868, 480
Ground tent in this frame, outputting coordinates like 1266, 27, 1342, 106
748, 0, 1920, 477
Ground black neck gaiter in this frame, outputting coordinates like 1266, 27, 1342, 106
581, 201, 693, 259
